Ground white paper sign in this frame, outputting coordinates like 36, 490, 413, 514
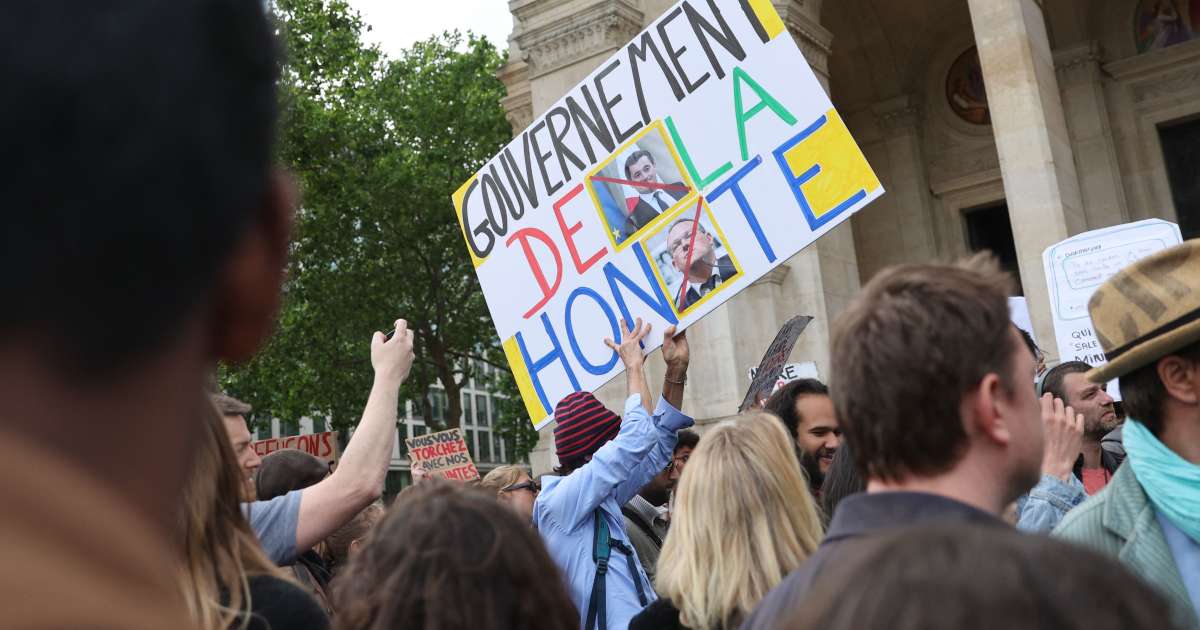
452, 0, 884, 428
1042, 219, 1182, 395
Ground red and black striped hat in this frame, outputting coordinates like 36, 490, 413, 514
553, 391, 621, 468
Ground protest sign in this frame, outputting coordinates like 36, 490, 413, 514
453, 0, 884, 428
1043, 219, 1182, 395
252, 431, 339, 460
1008, 297, 1036, 345
747, 360, 819, 382
406, 428, 480, 482
746, 360, 819, 401
739, 316, 812, 412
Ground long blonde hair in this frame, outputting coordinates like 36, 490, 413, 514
178, 400, 288, 629
656, 413, 824, 629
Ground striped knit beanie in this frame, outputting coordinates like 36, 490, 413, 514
553, 391, 622, 469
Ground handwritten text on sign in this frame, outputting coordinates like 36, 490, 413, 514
406, 428, 480, 482
453, 0, 883, 428
252, 431, 339, 460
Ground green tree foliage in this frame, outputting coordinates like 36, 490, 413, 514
222, 0, 538, 458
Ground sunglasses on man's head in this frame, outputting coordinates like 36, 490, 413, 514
502, 480, 540, 493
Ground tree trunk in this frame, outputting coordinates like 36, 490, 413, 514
427, 334, 462, 429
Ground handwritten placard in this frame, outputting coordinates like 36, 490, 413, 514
252, 431, 339, 460
453, 0, 883, 427
406, 428, 480, 482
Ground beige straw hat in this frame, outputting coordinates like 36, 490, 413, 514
1086, 240, 1200, 383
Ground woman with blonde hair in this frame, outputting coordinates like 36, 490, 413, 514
479, 464, 539, 523
178, 400, 329, 629
630, 412, 824, 630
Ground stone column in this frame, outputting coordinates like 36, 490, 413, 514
1054, 42, 1128, 230
967, 0, 1086, 359
853, 96, 938, 280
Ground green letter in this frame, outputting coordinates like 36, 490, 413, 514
732, 66, 797, 161
666, 115, 732, 189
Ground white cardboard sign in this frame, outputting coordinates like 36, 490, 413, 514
1042, 219, 1182, 395
452, 0, 883, 427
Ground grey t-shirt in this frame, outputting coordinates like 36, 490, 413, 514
243, 489, 302, 565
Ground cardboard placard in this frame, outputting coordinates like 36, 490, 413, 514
252, 431, 339, 460
406, 428, 480, 482
739, 315, 812, 411
452, 0, 883, 428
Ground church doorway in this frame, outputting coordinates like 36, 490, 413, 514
1159, 116, 1200, 240
963, 201, 1022, 295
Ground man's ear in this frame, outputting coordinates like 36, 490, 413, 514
210, 169, 296, 363
1158, 355, 1200, 405
964, 373, 1011, 447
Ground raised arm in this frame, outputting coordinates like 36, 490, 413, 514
611, 318, 654, 414
539, 321, 695, 527
614, 325, 690, 504
294, 319, 414, 554
660, 326, 688, 409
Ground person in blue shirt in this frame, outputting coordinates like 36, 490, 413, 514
535, 318, 693, 630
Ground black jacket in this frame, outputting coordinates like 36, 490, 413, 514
682, 255, 737, 309
630, 598, 687, 630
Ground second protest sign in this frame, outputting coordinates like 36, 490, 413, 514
406, 428, 480, 482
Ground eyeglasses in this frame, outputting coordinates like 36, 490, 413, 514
501, 480, 540, 494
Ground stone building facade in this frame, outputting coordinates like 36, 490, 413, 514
498, 0, 1200, 473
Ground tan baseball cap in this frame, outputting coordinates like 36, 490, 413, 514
1086, 240, 1200, 383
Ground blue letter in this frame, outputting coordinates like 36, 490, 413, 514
707, 155, 774, 262
772, 115, 868, 231
564, 287, 621, 375
604, 246, 680, 326
515, 313, 581, 413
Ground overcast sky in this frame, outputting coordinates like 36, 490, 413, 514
346, 0, 513, 58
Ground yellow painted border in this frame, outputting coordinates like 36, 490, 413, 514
452, 175, 486, 269
641, 198, 745, 319
584, 120, 698, 254
502, 336, 548, 428
747, 0, 785, 40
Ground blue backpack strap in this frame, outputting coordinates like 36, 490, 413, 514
585, 510, 612, 630
609, 537, 649, 607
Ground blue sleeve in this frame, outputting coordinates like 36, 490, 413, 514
1016, 474, 1087, 533
538, 394, 694, 531
612, 397, 692, 506
243, 489, 302, 565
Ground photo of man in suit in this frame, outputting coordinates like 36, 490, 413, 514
621, 150, 688, 240
667, 218, 737, 310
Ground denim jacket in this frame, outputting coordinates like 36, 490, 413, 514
1015, 473, 1087, 532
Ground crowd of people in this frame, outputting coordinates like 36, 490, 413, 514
3, 2, 1199, 630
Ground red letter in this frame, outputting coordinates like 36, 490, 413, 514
506, 227, 564, 319
554, 183, 607, 274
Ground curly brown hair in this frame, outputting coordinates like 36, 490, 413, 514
332, 480, 578, 630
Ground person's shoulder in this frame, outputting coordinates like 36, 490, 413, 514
246, 488, 301, 515
243, 574, 330, 630
630, 597, 682, 630
1052, 490, 1110, 544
